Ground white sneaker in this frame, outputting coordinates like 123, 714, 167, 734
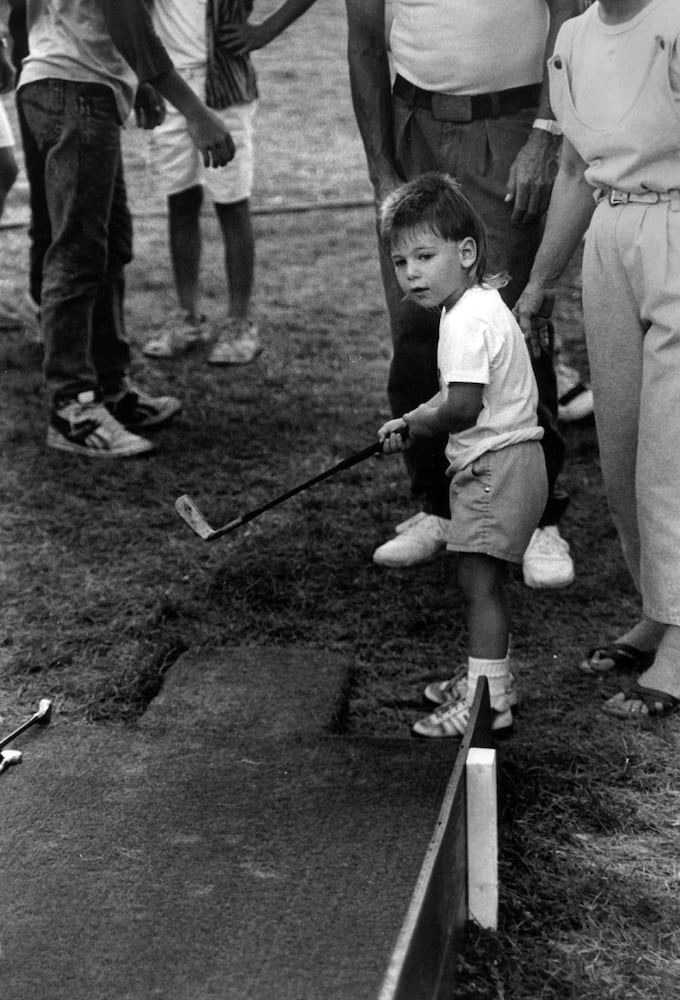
424, 668, 519, 710
103, 380, 182, 431
373, 512, 449, 568
47, 391, 155, 458
208, 318, 261, 365
522, 525, 575, 589
143, 310, 210, 359
556, 360, 594, 423
412, 698, 514, 739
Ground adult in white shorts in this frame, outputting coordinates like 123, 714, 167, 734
143, 0, 260, 365
0, 30, 20, 327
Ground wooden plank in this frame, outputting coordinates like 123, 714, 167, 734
466, 747, 499, 930
377, 678, 494, 1000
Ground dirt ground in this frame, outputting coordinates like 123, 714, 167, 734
1, 2, 679, 998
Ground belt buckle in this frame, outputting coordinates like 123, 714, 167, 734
431, 93, 473, 123
608, 189, 629, 206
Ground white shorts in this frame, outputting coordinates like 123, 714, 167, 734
147, 68, 256, 203
0, 99, 14, 148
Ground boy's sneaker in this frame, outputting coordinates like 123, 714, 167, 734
47, 391, 154, 458
556, 360, 594, 423
104, 381, 181, 431
424, 668, 519, 711
373, 512, 449, 568
143, 310, 210, 359
412, 699, 514, 739
522, 525, 575, 589
208, 318, 261, 365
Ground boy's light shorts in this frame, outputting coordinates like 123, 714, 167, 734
447, 441, 548, 564
147, 68, 256, 204
0, 99, 14, 148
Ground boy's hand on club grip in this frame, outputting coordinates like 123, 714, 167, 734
377, 418, 410, 454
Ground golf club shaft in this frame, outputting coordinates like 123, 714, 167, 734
0, 699, 52, 751
208, 440, 383, 539
0, 715, 39, 751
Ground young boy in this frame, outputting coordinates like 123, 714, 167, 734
377, 172, 548, 738
142, 0, 317, 366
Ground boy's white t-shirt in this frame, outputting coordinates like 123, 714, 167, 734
437, 286, 543, 473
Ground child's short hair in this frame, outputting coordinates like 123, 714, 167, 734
380, 172, 500, 285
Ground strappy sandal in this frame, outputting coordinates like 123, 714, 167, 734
579, 642, 656, 676
602, 681, 680, 720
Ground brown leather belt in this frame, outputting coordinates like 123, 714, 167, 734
393, 74, 541, 123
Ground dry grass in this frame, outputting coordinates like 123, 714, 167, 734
1, 2, 680, 997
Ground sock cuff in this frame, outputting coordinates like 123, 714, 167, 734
468, 655, 509, 680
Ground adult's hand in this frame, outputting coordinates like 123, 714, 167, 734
505, 130, 560, 227
187, 108, 236, 168
134, 83, 166, 130
220, 22, 270, 54
514, 282, 554, 359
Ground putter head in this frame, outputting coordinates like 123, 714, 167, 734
175, 495, 217, 540
1, 749, 22, 766
36, 698, 52, 723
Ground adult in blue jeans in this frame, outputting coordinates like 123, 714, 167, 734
17, 0, 235, 459
346, 0, 581, 588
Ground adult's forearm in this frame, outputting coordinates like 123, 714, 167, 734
529, 161, 595, 285
345, 0, 398, 197
101, 0, 172, 82
149, 68, 210, 119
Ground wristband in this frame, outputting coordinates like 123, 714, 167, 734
532, 118, 562, 136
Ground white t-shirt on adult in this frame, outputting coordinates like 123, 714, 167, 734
389, 0, 549, 94
152, 0, 207, 71
438, 286, 543, 473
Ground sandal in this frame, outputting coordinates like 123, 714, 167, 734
602, 681, 680, 720
579, 642, 655, 676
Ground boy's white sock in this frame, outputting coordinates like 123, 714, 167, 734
466, 655, 511, 710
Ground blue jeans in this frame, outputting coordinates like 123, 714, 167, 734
381, 97, 566, 523
18, 79, 133, 406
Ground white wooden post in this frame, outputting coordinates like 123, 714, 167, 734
465, 746, 498, 929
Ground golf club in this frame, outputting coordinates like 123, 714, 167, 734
176, 433, 406, 542
0, 749, 23, 775
0, 698, 53, 751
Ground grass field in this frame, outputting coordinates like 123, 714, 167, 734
1, 2, 679, 997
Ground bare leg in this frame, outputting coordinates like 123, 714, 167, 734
457, 552, 510, 660
214, 198, 254, 320
635, 624, 680, 699
614, 616, 665, 653
168, 185, 203, 319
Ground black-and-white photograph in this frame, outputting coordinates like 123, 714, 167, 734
1, 2, 678, 998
